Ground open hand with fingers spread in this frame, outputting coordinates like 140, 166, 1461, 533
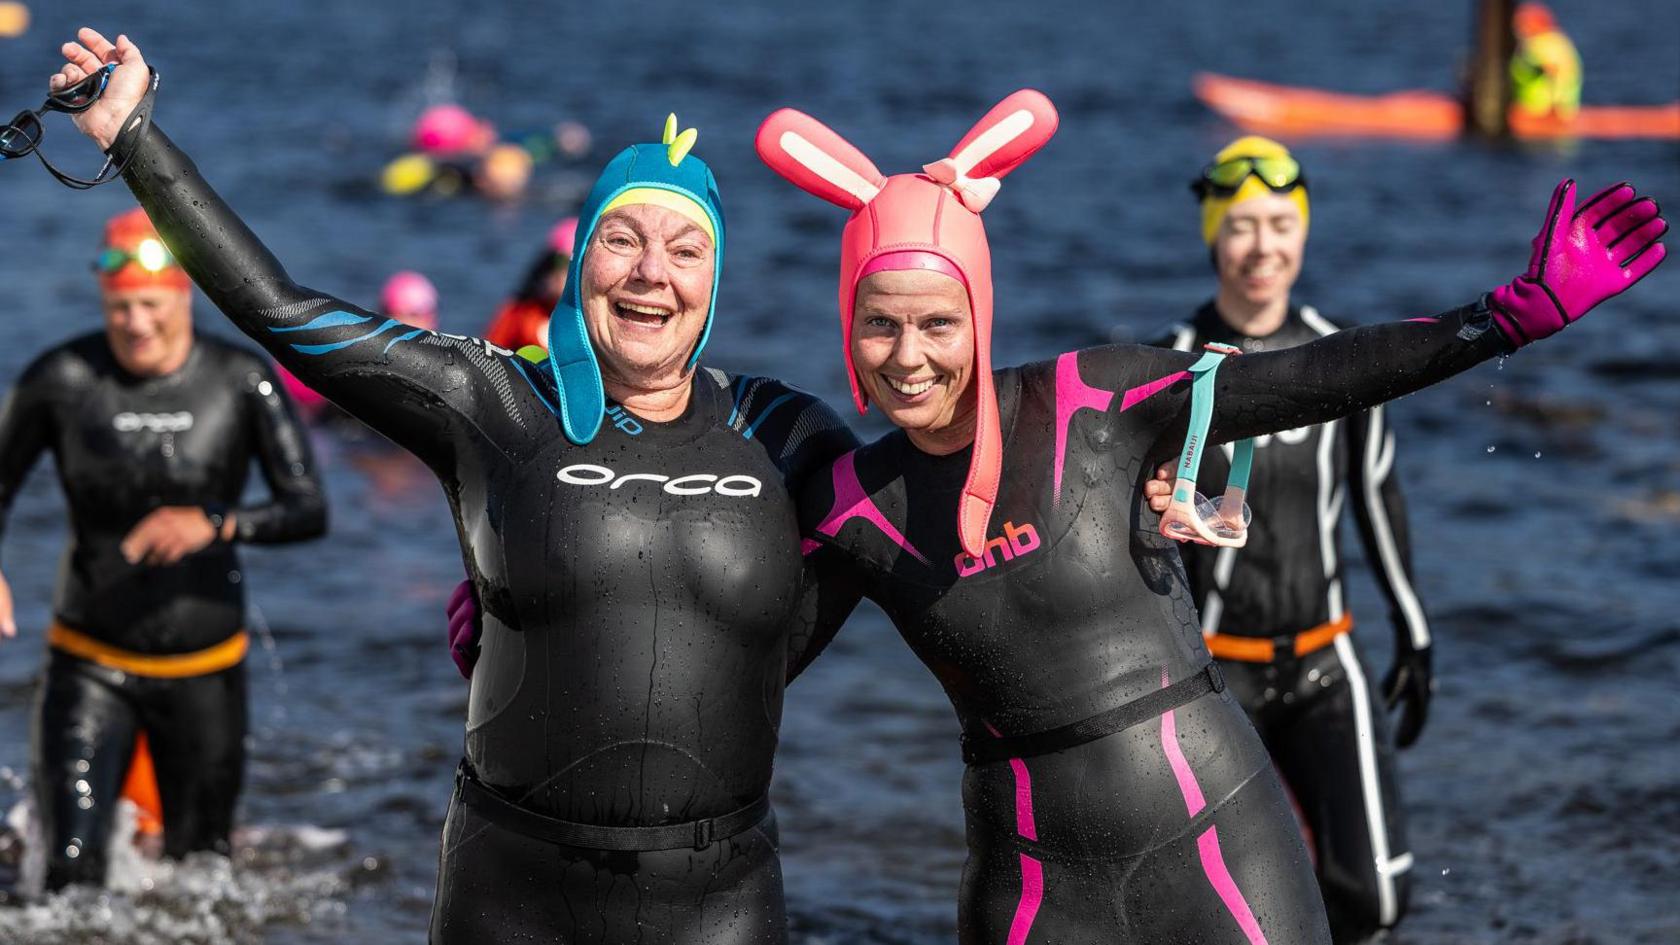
51, 27, 152, 151
1489, 179, 1668, 347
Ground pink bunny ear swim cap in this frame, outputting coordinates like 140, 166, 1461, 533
381, 270, 439, 322
755, 89, 1059, 557
548, 217, 579, 257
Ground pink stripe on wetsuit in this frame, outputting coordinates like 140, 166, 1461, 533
1159, 668, 1270, 945
1053, 351, 1191, 506
802, 451, 928, 563
982, 722, 1043, 944
1052, 353, 1115, 504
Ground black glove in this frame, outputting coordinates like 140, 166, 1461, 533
1382, 645, 1433, 749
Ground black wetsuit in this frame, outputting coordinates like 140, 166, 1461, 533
1150, 304, 1429, 941
799, 310, 1508, 944
114, 124, 858, 945
0, 332, 325, 889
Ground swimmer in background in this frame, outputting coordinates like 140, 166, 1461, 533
1143, 136, 1428, 943
0, 207, 327, 891
481, 217, 577, 353
1510, 2, 1582, 123
384, 104, 591, 202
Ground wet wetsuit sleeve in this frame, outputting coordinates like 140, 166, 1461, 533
0, 358, 55, 569
722, 377, 866, 683
1345, 405, 1432, 652
1109, 301, 1512, 466
786, 545, 869, 683
233, 358, 328, 544
1204, 302, 1511, 445
118, 125, 498, 473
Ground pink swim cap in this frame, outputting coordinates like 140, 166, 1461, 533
757, 91, 1059, 558
413, 104, 489, 155
549, 217, 579, 257
381, 270, 439, 323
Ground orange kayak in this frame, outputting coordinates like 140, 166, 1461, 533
1194, 72, 1680, 141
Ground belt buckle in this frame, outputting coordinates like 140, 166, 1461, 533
693, 817, 716, 850
1206, 661, 1226, 693
1272, 633, 1299, 662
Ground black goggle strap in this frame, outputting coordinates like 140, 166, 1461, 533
35, 67, 159, 191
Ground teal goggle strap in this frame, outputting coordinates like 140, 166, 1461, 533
1174, 343, 1253, 503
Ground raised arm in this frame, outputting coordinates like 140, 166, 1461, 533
1126, 178, 1666, 460
54, 29, 507, 474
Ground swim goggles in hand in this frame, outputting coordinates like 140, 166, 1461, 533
1190, 154, 1306, 199
0, 63, 159, 190
1159, 343, 1256, 548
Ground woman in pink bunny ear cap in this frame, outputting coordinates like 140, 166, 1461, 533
758, 89, 1665, 942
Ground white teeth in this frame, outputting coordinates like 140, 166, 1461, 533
617, 302, 671, 317
886, 376, 936, 396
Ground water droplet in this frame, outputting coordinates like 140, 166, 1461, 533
1486, 446, 1496, 453
1533, 451, 1542, 459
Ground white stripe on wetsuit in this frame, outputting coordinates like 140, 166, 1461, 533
1301, 307, 1346, 622
1359, 404, 1432, 649
1331, 633, 1412, 926
1305, 307, 1411, 926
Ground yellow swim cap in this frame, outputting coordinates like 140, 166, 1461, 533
1198, 135, 1310, 245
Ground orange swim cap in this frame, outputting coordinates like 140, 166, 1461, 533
1514, 2, 1558, 39
97, 208, 190, 293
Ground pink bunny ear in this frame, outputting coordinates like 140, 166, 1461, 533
756, 108, 887, 211
922, 89, 1059, 212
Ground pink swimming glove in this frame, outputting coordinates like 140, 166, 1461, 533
446, 579, 480, 679
1489, 179, 1667, 347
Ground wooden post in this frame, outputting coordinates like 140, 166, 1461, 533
1466, 0, 1515, 139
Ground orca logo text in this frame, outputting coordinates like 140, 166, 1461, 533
557, 464, 763, 498
113, 411, 194, 434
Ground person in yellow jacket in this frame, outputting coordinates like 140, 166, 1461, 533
1511, 1, 1582, 121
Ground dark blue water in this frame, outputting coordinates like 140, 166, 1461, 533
1, 1, 1676, 942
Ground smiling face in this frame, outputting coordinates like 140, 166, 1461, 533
851, 268, 978, 451
102, 285, 193, 377
579, 203, 715, 391
1213, 191, 1306, 308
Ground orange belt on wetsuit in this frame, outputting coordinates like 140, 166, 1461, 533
1204, 614, 1353, 663
47, 621, 249, 678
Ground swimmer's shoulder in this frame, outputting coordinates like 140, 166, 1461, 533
704, 368, 859, 487
15, 332, 112, 393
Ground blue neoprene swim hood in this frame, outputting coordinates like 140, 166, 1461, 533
547, 114, 726, 444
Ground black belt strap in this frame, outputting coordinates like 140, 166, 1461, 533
455, 761, 770, 851
961, 662, 1226, 767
